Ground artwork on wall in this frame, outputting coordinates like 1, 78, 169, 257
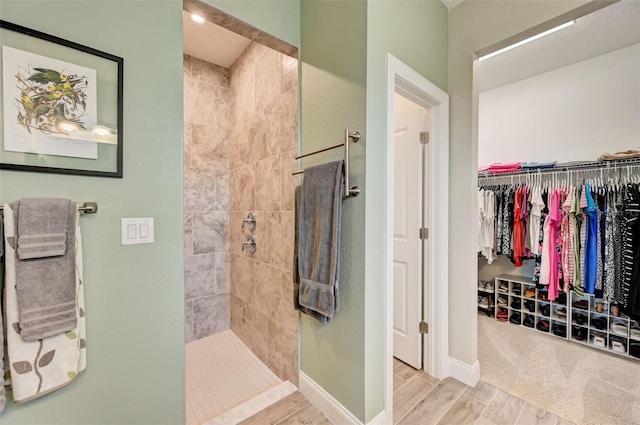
0, 20, 123, 177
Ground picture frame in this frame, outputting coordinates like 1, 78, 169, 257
0, 20, 123, 178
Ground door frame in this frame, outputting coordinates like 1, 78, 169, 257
385, 53, 449, 415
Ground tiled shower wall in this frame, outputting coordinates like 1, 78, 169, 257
183, 55, 231, 342
229, 42, 299, 385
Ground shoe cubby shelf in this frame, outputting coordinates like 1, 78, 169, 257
478, 280, 495, 317
494, 274, 640, 361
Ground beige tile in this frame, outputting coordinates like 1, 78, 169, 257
230, 254, 255, 301
184, 123, 192, 167
242, 303, 269, 364
213, 169, 230, 211
253, 31, 298, 59
268, 211, 294, 270
495, 394, 526, 425
555, 417, 576, 425
191, 56, 229, 87
275, 402, 325, 425
247, 117, 270, 163
393, 376, 434, 423
191, 124, 229, 171
476, 417, 497, 425
393, 357, 403, 368
465, 381, 498, 405
184, 253, 217, 299
184, 166, 215, 213
192, 211, 228, 254
251, 261, 281, 316
230, 66, 256, 126
255, 155, 282, 211
268, 319, 298, 385
314, 419, 333, 425
230, 164, 255, 212
281, 150, 300, 213
483, 388, 510, 423
267, 88, 298, 157
183, 54, 192, 77
281, 54, 298, 94
393, 374, 407, 393
229, 124, 248, 170
239, 391, 309, 425
184, 212, 193, 256
255, 48, 282, 112
190, 79, 218, 126
230, 293, 246, 337
273, 269, 299, 334
417, 371, 440, 386
437, 393, 485, 425
397, 377, 467, 425
515, 402, 558, 425
394, 361, 420, 381
248, 211, 269, 263
183, 74, 196, 125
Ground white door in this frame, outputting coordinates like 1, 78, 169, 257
393, 104, 425, 369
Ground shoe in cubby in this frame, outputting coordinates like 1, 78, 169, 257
630, 321, 640, 341
523, 286, 536, 299
539, 303, 550, 317
537, 290, 549, 302
590, 330, 607, 348
629, 340, 640, 358
610, 335, 627, 354
571, 325, 587, 342
555, 292, 567, 306
523, 299, 535, 313
511, 283, 522, 296
510, 297, 521, 310
554, 306, 567, 321
573, 311, 588, 326
590, 314, 608, 331
523, 314, 535, 328
610, 319, 629, 338
497, 281, 509, 293
536, 317, 550, 333
552, 322, 567, 337
509, 311, 522, 325
572, 296, 589, 311
497, 295, 508, 308
496, 308, 509, 322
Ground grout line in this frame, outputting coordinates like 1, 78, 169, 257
512, 400, 526, 425
433, 387, 467, 425
393, 375, 436, 425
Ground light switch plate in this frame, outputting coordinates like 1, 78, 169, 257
121, 217, 155, 245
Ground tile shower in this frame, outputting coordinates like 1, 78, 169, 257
183, 42, 299, 385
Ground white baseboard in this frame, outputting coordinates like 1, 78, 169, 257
298, 371, 389, 425
449, 357, 480, 387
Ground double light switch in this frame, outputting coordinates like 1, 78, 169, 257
121, 217, 155, 245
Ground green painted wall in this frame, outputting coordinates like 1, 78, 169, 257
300, 0, 367, 421
447, 0, 590, 366
204, 0, 300, 47
365, 1, 447, 420
0, 1, 185, 424
300, 1, 447, 421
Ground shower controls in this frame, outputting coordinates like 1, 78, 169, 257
242, 211, 256, 231
242, 234, 256, 254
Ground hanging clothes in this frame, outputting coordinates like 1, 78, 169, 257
584, 184, 598, 294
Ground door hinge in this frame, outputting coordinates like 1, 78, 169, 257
420, 131, 430, 144
419, 227, 428, 240
419, 321, 429, 334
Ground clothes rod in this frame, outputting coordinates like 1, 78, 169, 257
478, 158, 640, 179
0, 201, 98, 214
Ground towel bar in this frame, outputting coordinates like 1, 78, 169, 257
293, 128, 361, 197
0, 201, 98, 214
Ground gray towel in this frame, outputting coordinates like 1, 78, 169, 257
293, 185, 330, 323
16, 198, 69, 260
13, 200, 78, 341
297, 160, 343, 321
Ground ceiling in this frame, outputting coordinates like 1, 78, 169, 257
182, 11, 250, 68
477, 0, 640, 92
183, 1, 640, 92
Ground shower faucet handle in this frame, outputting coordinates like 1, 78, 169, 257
242, 212, 256, 231
242, 234, 256, 254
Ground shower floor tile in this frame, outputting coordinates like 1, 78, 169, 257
186, 329, 282, 425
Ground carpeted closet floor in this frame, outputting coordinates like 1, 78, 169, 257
478, 314, 640, 425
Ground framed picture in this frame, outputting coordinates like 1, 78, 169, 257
0, 20, 123, 178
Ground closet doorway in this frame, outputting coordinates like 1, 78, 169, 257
392, 93, 427, 369
385, 53, 450, 416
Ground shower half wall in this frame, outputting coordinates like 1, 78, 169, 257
183, 41, 299, 385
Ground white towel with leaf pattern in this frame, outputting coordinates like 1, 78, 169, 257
3, 204, 86, 404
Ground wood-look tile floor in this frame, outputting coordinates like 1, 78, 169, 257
234, 357, 576, 425
393, 358, 577, 425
